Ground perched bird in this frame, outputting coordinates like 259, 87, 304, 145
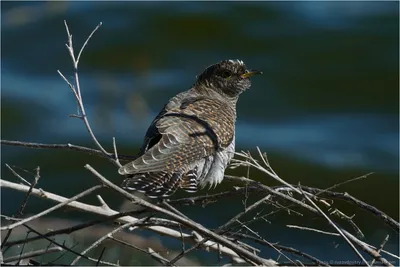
119, 59, 262, 198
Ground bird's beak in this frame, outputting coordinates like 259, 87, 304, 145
241, 69, 263, 79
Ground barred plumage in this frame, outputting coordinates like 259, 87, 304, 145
119, 59, 262, 198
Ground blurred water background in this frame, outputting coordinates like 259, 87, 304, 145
1, 1, 399, 265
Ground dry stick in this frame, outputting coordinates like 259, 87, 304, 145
5, 164, 31, 186
298, 185, 399, 233
233, 148, 302, 195
0, 140, 136, 161
286, 225, 340, 237
58, 21, 121, 168
96, 247, 106, 267
0, 185, 103, 231
285, 225, 398, 261
228, 171, 392, 266
3, 246, 63, 264
70, 217, 149, 265
148, 247, 173, 266
225, 175, 399, 234
232, 232, 329, 266
168, 195, 278, 265
1, 166, 41, 249
169, 187, 254, 206
187, 187, 315, 264
318, 172, 374, 195
85, 164, 277, 266
170, 229, 249, 266
15, 231, 29, 265
299, 185, 370, 266
234, 151, 379, 227
343, 192, 399, 233
220, 194, 272, 230
19, 223, 115, 266
235, 220, 297, 266
162, 200, 190, 220
108, 236, 175, 266
371, 235, 389, 266
112, 137, 120, 166
330, 209, 364, 239
0, 179, 255, 264
224, 175, 319, 215
340, 229, 393, 267
18, 167, 41, 216
3, 209, 148, 248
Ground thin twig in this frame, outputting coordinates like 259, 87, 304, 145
70, 217, 149, 265
330, 209, 364, 239
59, 21, 119, 167
169, 195, 275, 265
299, 184, 370, 266
219, 195, 272, 231
0, 140, 136, 161
371, 235, 389, 266
112, 137, 121, 167
76, 22, 102, 66
5, 164, 31, 186
232, 233, 329, 266
340, 229, 393, 267
0, 185, 103, 230
162, 200, 190, 220
148, 247, 173, 266
19, 224, 107, 265
1, 167, 41, 249
286, 225, 340, 236
96, 247, 106, 266
3, 246, 63, 263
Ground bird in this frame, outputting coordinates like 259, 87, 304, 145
118, 59, 262, 198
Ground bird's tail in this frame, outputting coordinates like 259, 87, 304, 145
122, 171, 183, 198
179, 168, 198, 193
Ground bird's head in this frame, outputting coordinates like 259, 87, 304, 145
195, 59, 262, 98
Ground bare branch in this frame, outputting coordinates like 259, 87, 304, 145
1, 166, 41, 248
5, 164, 31, 186
148, 247, 173, 266
219, 194, 272, 231
112, 137, 121, 167
299, 184, 370, 266
71, 217, 148, 265
286, 225, 340, 236
59, 21, 120, 167
76, 22, 102, 66
371, 234, 390, 266
0, 140, 136, 161
3, 246, 63, 264
0, 185, 103, 231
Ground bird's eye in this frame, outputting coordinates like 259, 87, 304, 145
220, 70, 232, 78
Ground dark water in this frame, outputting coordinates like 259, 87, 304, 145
1, 2, 399, 265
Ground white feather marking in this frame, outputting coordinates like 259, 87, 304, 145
159, 139, 169, 153
141, 157, 149, 165
165, 134, 175, 148
228, 59, 244, 65
151, 149, 159, 160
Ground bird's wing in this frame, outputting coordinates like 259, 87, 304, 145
118, 97, 235, 175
